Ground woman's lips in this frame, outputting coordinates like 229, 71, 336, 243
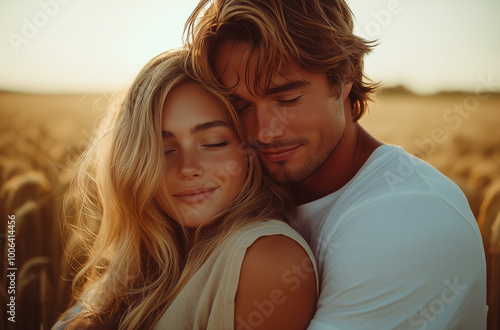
173, 187, 218, 204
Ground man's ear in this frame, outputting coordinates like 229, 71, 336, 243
341, 81, 353, 101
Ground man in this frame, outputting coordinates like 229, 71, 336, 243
186, 0, 487, 328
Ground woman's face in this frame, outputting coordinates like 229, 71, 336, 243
161, 82, 248, 227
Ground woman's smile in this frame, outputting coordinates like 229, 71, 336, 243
173, 186, 219, 204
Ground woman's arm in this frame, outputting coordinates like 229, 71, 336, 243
235, 234, 317, 330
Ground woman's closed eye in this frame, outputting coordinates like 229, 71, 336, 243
163, 138, 230, 155
203, 140, 229, 149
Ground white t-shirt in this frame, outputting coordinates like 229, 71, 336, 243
288, 145, 487, 330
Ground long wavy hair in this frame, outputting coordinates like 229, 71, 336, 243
185, 0, 379, 122
60, 48, 290, 329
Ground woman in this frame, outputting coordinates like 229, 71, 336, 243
55, 49, 317, 329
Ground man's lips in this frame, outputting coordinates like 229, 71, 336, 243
173, 187, 218, 204
261, 145, 301, 162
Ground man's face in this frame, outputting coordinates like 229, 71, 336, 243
215, 41, 351, 183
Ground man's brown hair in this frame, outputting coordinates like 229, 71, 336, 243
186, 0, 379, 121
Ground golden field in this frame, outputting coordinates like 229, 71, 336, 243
0, 89, 499, 329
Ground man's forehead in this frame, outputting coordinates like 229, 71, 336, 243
214, 41, 304, 92
268, 69, 305, 87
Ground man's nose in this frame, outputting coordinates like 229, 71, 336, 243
255, 105, 285, 144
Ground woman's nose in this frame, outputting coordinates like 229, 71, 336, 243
178, 151, 204, 179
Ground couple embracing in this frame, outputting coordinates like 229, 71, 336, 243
55, 0, 487, 329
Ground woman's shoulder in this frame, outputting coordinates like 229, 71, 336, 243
236, 219, 314, 268
239, 233, 316, 285
229, 219, 308, 246
212, 219, 314, 269
233, 221, 318, 329
228, 220, 317, 277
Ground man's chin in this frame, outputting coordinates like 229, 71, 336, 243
263, 163, 306, 184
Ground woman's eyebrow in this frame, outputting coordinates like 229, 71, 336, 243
162, 120, 231, 138
191, 120, 231, 134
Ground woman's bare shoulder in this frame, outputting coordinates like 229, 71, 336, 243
235, 234, 317, 330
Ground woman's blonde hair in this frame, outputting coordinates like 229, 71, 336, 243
186, 0, 379, 121
61, 48, 290, 329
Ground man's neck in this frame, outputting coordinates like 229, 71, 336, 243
290, 124, 381, 205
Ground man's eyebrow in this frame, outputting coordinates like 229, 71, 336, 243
266, 80, 311, 96
162, 120, 231, 138
228, 80, 310, 102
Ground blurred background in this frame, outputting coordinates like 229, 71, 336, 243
0, 0, 499, 328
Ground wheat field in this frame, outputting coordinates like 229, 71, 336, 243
0, 90, 499, 329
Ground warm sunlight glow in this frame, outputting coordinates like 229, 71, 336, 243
0, 0, 499, 94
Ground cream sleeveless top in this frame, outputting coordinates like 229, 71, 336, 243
154, 220, 318, 330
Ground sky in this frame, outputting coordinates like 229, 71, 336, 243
0, 0, 499, 95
